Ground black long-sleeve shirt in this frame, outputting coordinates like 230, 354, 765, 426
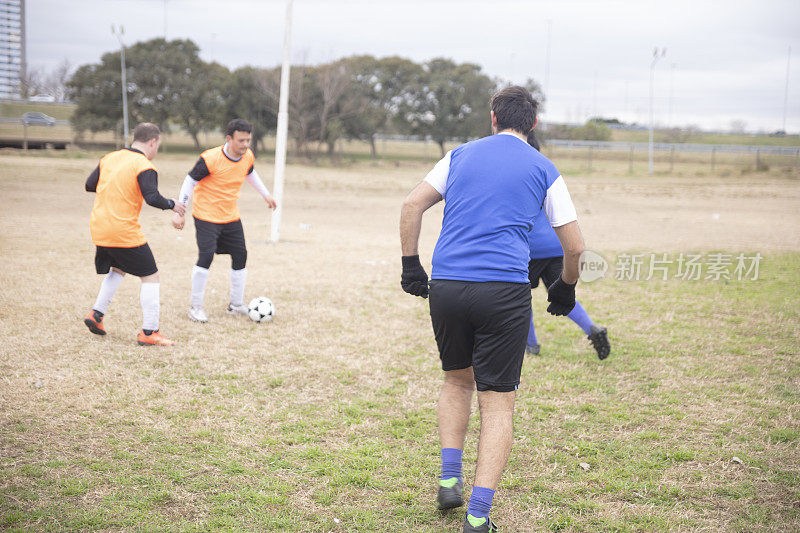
85, 149, 174, 210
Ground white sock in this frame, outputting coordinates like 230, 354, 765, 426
191, 265, 209, 308
93, 270, 124, 315
140, 282, 159, 331
230, 268, 247, 307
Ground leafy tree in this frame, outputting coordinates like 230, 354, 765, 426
68, 38, 216, 140
224, 66, 278, 154
174, 61, 230, 149
410, 58, 496, 157
571, 119, 612, 141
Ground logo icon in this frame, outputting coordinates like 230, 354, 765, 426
579, 250, 608, 283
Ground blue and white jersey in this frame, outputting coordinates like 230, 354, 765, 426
424, 132, 577, 283
528, 212, 564, 259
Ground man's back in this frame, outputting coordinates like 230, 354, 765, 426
90, 148, 154, 247
431, 134, 561, 283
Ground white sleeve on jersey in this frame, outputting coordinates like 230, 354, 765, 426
179, 175, 199, 207
423, 150, 452, 197
543, 175, 578, 227
245, 169, 271, 198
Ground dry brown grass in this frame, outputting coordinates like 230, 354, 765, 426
1, 151, 799, 531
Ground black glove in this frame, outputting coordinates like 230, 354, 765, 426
547, 276, 576, 316
401, 255, 429, 298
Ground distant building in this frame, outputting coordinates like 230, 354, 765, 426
0, 0, 25, 99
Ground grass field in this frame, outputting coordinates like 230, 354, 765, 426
1, 151, 799, 531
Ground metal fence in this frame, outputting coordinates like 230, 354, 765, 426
542, 139, 800, 175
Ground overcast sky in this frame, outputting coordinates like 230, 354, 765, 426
26, 0, 800, 133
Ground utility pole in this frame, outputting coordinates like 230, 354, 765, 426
783, 46, 791, 133
649, 47, 666, 175
544, 19, 552, 102
111, 24, 129, 147
669, 63, 676, 127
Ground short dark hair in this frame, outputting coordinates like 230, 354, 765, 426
132, 122, 161, 143
226, 118, 252, 137
490, 86, 538, 134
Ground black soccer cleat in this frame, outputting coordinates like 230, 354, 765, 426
588, 325, 610, 360
525, 343, 541, 356
463, 514, 498, 532
437, 477, 464, 510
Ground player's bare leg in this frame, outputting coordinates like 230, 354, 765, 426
473, 390, 515, 490
463, 389, 515, 531
436, 367, 474, 510
439, 367, 475, 449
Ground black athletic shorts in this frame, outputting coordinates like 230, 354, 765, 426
429, 280, 531, 392
528, 256, 563, 289
194, 217, 247, 256
94, 243, 158, 277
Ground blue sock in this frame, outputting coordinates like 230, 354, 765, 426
526, 314, 538, 346
440, 448, 462, 482
568, 301, 594, 335
467, 486, 495, 519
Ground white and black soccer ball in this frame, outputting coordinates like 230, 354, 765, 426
248, 297, 275, 323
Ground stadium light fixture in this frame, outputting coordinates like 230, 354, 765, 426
669, 63, 676, 127
111, 24, 130, 148
783, 46, 791, 133
271, 0, 293, 243
649, 47, 666, 175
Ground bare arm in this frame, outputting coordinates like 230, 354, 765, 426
400, 181, 443, 255
553, 220, 585, 284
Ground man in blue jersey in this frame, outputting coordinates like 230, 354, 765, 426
400, 86, 585, 532
525, 131, 610, 360
525, 214, 610, 359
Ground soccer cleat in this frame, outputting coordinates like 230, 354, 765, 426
188, 306, 208, 323
588, 325, 610, 360
525, 343, 541, 356
226, 303, 249, 316
463, 514, 498, 532
137, 330, 174, 346
83, 310, 106, 335
437, 477, 463, 510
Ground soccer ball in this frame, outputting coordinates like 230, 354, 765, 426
248, 297, 275, 323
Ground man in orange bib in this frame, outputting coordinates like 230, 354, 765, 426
83, 123, 185, 346
172, 119, 276, 322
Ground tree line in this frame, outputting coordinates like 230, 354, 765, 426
67, 38, 544, 157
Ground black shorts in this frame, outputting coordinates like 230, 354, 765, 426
194, 217, 247, 256
94, 243, 158, 277
429, 280, 531, 392
528, 256, 563, 289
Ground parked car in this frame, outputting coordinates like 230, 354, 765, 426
21, 112, 56, 126
28, 94, 56, 102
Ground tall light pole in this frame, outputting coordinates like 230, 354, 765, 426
544, 19, 552, 103
669, 63, 676, 127
271, 0, 293, 243
783, 46, 791, 133
649, 47, 666, 175
111, 24, 129, 147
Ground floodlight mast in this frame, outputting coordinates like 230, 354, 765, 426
112, 25, 130, 148
783, 46, 791, 133
649, 47, 665, 175
271, 0, 293, 243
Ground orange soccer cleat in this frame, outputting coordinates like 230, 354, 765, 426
83, 311, 106, 335
136, 330, 175, 346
